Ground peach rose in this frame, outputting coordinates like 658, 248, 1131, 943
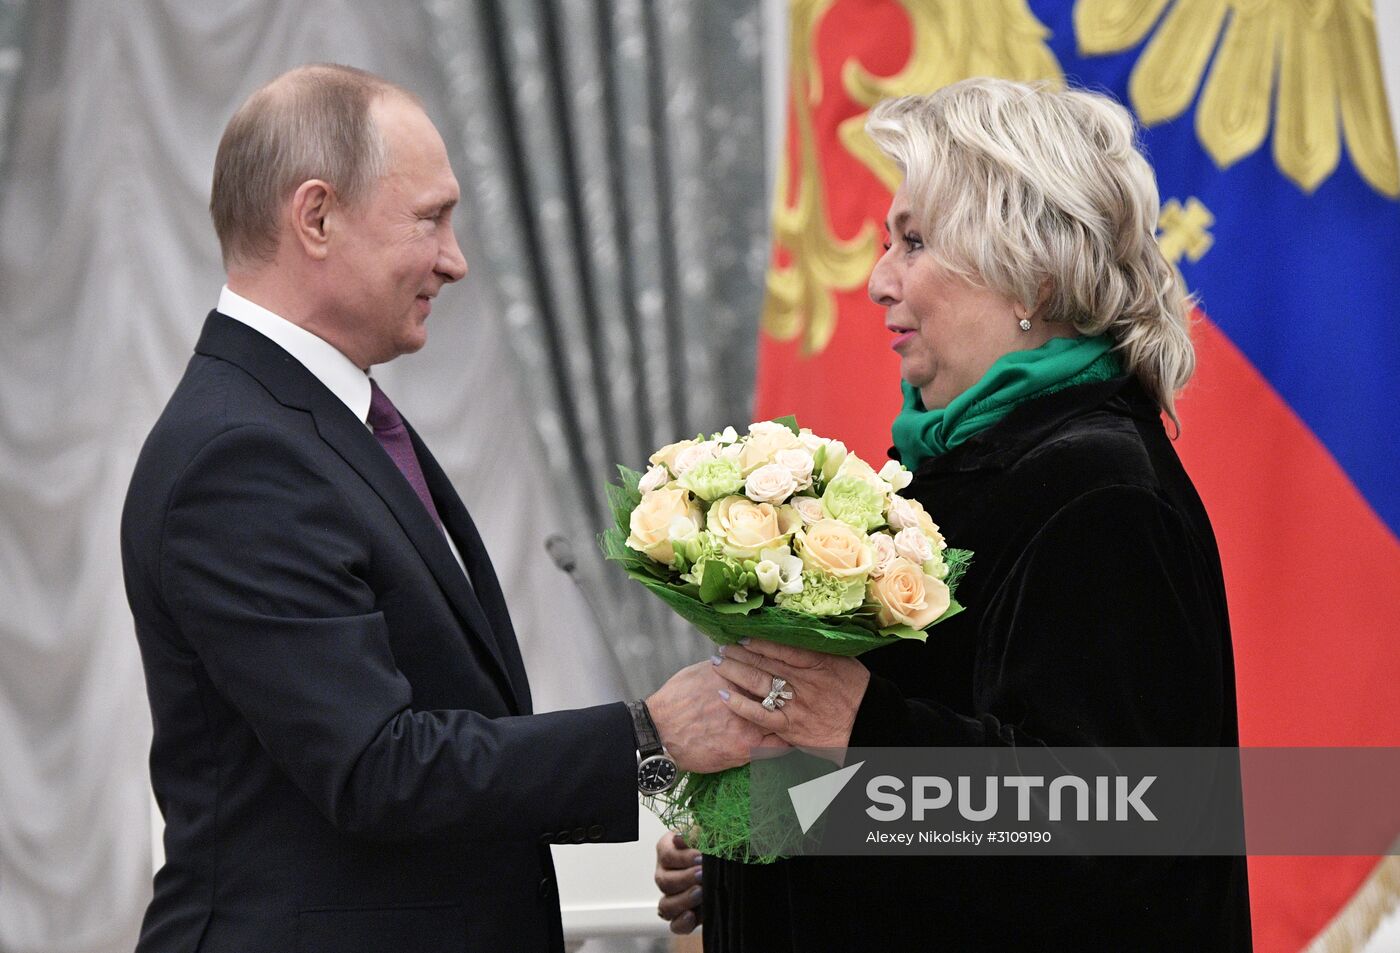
626, 487, 702, 566
868, 556, 950, 629
796, 518, 873, 579
708, 495, 800, 559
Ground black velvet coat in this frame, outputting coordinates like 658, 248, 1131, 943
704, 375, 1252, 951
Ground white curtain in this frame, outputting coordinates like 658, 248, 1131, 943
0, 3, 628, 951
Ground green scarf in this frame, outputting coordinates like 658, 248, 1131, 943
892, 335, 1121, 470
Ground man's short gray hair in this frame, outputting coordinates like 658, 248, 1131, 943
210, 63, 416, 268
866, 78, 1195, 426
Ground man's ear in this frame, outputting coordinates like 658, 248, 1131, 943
290, 179, 334, 261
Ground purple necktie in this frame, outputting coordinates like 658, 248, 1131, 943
367, 380, 443, 528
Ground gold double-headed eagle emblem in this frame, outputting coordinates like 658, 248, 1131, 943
764, 0, 1400, 356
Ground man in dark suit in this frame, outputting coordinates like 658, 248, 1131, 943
121, 64, 757, 953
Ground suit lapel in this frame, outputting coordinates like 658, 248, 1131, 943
195, 312, 523, 712
410, 428, 533, 714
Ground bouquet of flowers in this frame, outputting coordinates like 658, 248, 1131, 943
600, 417, 971, 860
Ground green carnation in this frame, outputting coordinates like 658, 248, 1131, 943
821, 475, 886, 532
678, 458, 745, 501
776, 569, 865, 616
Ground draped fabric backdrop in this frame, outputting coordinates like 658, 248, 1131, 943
0, 3, 767, 950
423, 0, 770, 697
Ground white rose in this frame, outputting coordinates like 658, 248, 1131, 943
672, 440, 719, 476
868, 532, 898, 579
748, 421, 791, 437
719, 442, 744, 461
745, 463, 798, 503
637, 465, 670, 494
775, 447, 815, 490
887, 495, 920, 531
790, 495, 825, 525
797, 429, 826, 453
878, 460, 913, 493
893, 526, 934, 565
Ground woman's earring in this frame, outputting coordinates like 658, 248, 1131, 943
1018, 318, 1032, 332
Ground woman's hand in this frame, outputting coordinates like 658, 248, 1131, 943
654, 831, 703, 934
711, 639, 871, 750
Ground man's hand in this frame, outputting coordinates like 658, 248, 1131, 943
647, 660, 785, 773
654, 831, 703, 934
711, 640, 871, 750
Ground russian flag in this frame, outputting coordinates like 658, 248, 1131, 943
753, 2, 1400, 948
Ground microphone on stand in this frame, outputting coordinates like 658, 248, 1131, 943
544, 533, 578, 575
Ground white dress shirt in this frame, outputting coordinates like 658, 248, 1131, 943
218, 286, 471, 579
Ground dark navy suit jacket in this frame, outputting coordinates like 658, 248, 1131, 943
121, 312, 637, 953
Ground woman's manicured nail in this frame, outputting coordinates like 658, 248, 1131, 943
710, 654, 723, 666
718, 689, 731, 701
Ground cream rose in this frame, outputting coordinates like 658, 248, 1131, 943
775, 447, 815, 490
738, 427, 802, 475
868, 532, 898, 579
791, 495, 825, 525
649, 437, 698, 473
707, 495, 801, 559
672, 440, 720, 476
868, 557, 951, 629
637, 464, 670, 494
893, 526, 934, 566
745, 463, 798, 504
626, 487, 702, 566
796, 518, 873, 579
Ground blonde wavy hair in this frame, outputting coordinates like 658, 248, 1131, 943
865, 78, 1195, 426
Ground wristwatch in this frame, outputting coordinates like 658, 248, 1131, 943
627, 700, 678, 795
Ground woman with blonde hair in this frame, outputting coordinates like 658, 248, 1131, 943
656, 78, 1251, 950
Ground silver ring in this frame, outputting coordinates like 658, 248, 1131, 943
761, 676, 794, 711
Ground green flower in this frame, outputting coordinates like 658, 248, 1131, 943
776, 569, 864, 616
821, 475, 887, 532
678, 458, 745, 501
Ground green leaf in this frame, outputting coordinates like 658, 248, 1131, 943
712, 593, 764, 615
770, 414, 800, 436
876, 622, 929, 642
699, 560, 737, 604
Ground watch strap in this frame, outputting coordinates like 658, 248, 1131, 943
627, 700, 664, 758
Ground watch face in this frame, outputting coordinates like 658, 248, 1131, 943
638, 755, 679, 794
